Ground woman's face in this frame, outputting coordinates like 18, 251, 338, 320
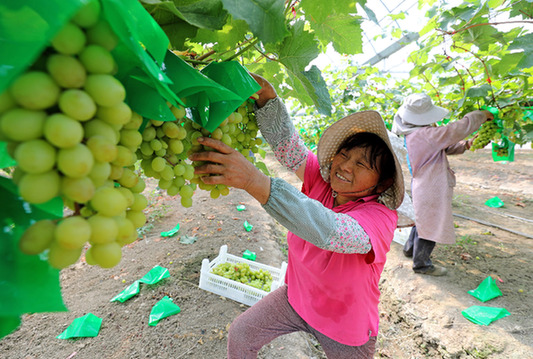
329, 146, 381, 206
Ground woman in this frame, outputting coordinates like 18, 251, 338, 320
392, 93, 494, 276
190, 74, 404, 358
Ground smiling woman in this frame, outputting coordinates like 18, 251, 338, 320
190, 73, 405, 359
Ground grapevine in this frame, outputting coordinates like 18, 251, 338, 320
211, 262, 273, 292
470, 121, 499, 150
0, 0, 148, 270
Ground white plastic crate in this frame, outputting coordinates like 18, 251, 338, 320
199, 245, 288, 306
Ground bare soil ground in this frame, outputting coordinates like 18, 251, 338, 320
1, 147, 532, 359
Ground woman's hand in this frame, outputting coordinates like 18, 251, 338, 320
250, 73, 277, 108
481, 110, 495, 122
189, 137, 271, 204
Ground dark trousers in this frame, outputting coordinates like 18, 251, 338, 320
403, 226, 436, 271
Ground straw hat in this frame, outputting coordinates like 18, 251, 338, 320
397, 93, 449, 126
317, 111, 404, 210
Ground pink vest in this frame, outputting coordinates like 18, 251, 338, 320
285, 152, 397, 345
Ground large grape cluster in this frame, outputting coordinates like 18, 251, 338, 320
470, 121, 499, 150
211, 262, 273, 292
138, 100, 263, 207
0, 0, 148, 269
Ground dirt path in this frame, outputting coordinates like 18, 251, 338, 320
0, 148, 532, 359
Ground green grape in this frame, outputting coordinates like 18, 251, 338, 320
151, 157, 166, 172
88, 214, 119, 244
190, 131, 202, 145
86, 19, 118, 51
160, 165, 174, 181
47, 241, 83, 269
173, 164, 185, 176
46, 54, 87, 88
221, 134, 232, 146
61, 176, 95, 203
55, 216, 91, 249
91, 187, 128, 216
128, 194, 147, 212
126, 210, 146, 228
471, 121, 499, 151
87, 135, 118, 162
57, 143, 94, 178
84, 74, 126, 107
71, 0, 101, 28
150, 139, 163, 151
18, 220, 56, 255
151, 119, 164, 127
44, 113, 84, 148
220, 186, 230, 196
183, 164, 195, 180
166, 185, 179, 196
158, 178, 172, 190
114, 216, 136, 245
179, 184, 194, 198
211, 128, 223, 140
18, 170, 60, 204
210, 188, 220, 199
142, 126, 156, 141
123, 112, 143, 130
171, 105, 186, 119
168, 139, 184, 154
58, 89, 97, 121
79, 44, 116, 74
120, 128, 143, 149
130, 178, 146, 193
97, 101, 132, 125
118, 167, 139, 188
51, 22, 86, 55
0, 108, 46, 141
90, 241, 122, 268
180, 196, 193, 208
84, 119, 118, 143
14, 139, 56, 174
87, 161, 111, 187
112, 145, 136, 167
116, 186, 134, 207
0, 90, 16, 114
9, 71, 60, 110
162, 121, 181, 138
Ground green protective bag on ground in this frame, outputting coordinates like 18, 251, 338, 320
485, 196, 504, 208
148, 296, 181, 326
462, 306, 510, 326
468, 277, 503, 302
110, 280, 141, 303
56, 313, 102, 339
0, 177, 66, 339
139, 265, 170, 285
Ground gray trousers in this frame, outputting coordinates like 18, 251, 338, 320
403, 226, 436, 271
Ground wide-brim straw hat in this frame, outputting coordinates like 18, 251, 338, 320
317, 111, 404, 210
397, 93, 449, 126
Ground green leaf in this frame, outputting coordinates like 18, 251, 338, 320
220, 0, 288, 44
508, 33, 533, 52
311, 14, 363, 55
273, 20, 319, 73
177, 0, 229, 30
254, 161, 270, 176
300, 0, 356, 23
160, 20, 199, 50
193, 18, 250, 52
291, 66, 332, 116
466, 84, 492, 99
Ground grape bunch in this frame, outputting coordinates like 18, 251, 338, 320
0, 0, 148, 269
137, 99, 263, 207
495, 147, 509, 157
211, 262, 273, 292
470, 121, 499, 150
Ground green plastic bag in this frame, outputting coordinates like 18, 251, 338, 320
468, 277, 503, 302
462, 306, 510, 326
110, 280, 141, 303
485, 196, 504, 208
57, 313, 102, 339
0, 177, 66, 339
492, 136, 515, 163
148, 296, 181, 326
244, 220, 253, 232
139, 265, 170, 285
160, 224, 180, 237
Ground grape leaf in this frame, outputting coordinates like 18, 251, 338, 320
310, 13, 363, 55
193, 18, 250, 52
220, 0, 288, 44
